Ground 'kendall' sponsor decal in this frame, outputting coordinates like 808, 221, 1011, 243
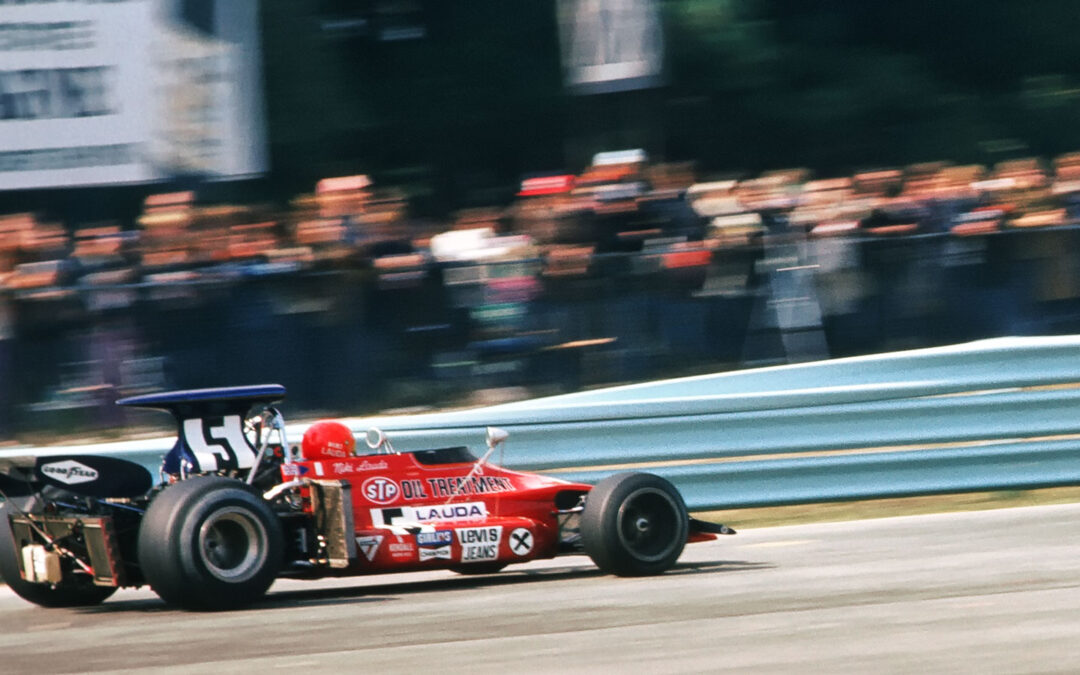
387, 537, 415, 560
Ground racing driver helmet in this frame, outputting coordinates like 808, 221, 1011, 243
301, 420, 356, 460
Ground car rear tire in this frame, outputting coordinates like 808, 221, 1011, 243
581, 472, 688, 576
0, 501, 118, 607
138, 476, 282, 610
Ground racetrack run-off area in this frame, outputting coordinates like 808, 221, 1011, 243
1, 504, 1079, 673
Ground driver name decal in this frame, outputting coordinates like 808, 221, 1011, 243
456, 526, 502, 562
39, 460, 98, 485
370, 502, 488, 527
411, 502, 487, 523
331, 459, 389, 475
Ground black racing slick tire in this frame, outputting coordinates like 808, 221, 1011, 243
581, 472, 689, 576
0, 502, 117, 607
137, 476, 283, 610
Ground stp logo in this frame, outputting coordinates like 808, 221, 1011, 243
361, 476, 401, 504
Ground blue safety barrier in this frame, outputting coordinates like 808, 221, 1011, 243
5, 336, 1080, 510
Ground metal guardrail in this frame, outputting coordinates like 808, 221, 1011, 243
5, 336, 1080, 511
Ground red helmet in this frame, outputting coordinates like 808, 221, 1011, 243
301, 421, 356, 460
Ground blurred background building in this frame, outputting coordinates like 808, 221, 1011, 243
3, 0, 1080, 438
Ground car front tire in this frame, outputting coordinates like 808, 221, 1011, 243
581, 472, 688, 576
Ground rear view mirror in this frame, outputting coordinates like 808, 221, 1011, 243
486, 427, 509, 449
365, 427, 388, 450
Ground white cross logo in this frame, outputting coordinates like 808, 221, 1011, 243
510, 528, 534, 556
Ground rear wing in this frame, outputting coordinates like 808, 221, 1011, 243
117, 385, 286, 475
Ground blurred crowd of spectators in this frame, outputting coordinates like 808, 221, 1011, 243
5, 148, 1080, 437
6, 148, 1080, 302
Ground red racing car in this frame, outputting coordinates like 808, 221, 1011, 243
0, 385, 733, 610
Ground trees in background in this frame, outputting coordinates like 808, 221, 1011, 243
259, 0, 1080, 207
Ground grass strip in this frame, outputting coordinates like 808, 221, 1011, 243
694, 486, 1080, 529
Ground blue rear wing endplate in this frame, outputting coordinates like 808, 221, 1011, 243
117, 385, 286, 474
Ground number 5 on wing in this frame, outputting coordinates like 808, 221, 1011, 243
182, 415, 256, 471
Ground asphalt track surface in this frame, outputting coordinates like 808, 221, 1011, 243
2, 504, 1080, 674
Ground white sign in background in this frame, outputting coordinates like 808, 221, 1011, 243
557, 0, 665, 94
0, 0, 265, 191
0, 0, 156, 188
